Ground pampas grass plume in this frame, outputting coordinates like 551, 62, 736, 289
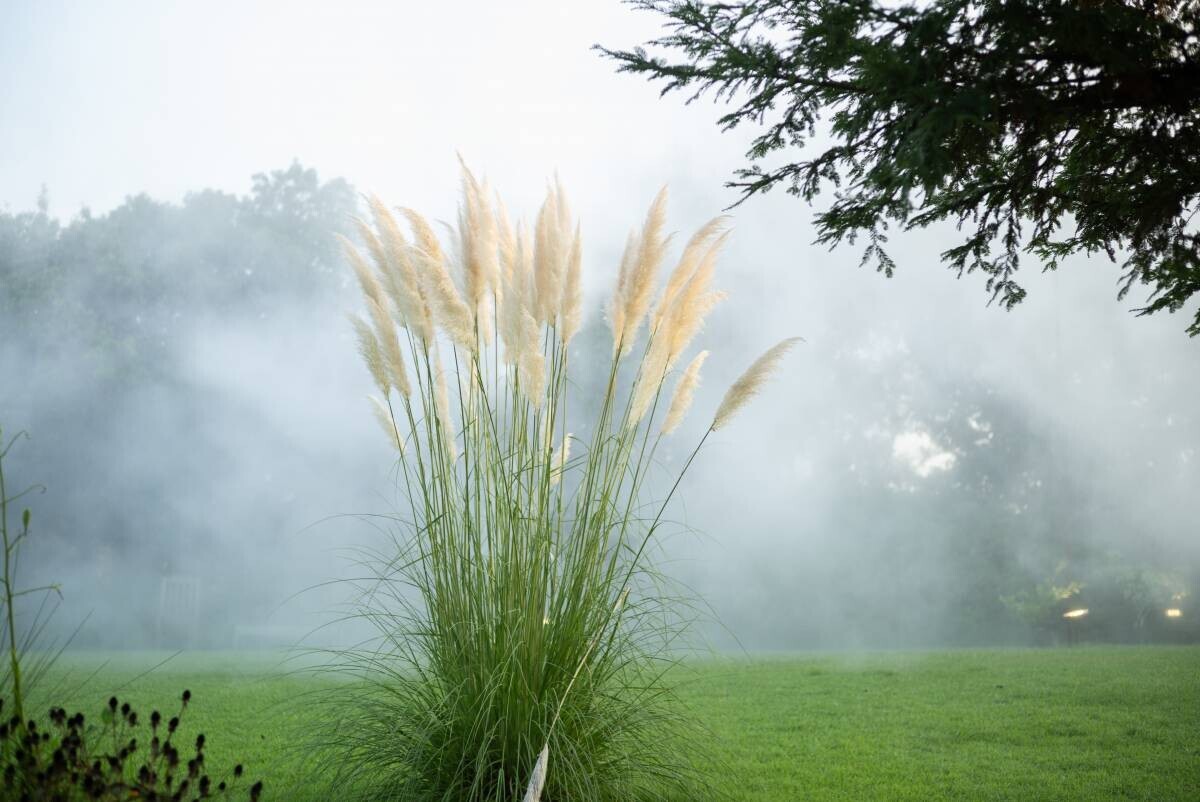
711, 337, 802, 431
533, 180, 573, 325
560, 224, 583, 344
353, 216, 389, 277
365, 296, 411, 397
368, 197, 435, 343
653, 216, 728, 328
350, 314, 390, 397
661, 350, 708, 435
521, 744, 549, 802
368, 395, 404, 452
550, 433, 571, 484
608, 232, 636, 353
618, 187, 670, 349
339, 235, 387, 309
408, 242, 476, 350
433, 353, 458, 459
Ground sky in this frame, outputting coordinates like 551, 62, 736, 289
2, 0, 1198, 650
1, 1, 724, 221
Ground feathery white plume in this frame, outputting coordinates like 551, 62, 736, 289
653, 216, 729, 328
661, 350, 708, 435
618, 187, 670, 351
711, 338, 802, 431
349, 314, 389, 397
368, 395, 404, 452
550, 433, 572, 484
608, 232, 636, 354
339, 235, 387, 309
560, 224, 583, 345
521, 744, 549, 802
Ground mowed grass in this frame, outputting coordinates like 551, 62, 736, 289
39, 646, 1200, 801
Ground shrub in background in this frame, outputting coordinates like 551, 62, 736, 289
323, 164, 798, 801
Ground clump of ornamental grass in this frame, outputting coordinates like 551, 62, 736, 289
320, 163, 799, 801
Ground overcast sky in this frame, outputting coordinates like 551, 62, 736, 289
1, 2, 731, 217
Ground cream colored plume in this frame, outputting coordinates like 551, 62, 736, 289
496, 196, 517, 289
661, 350, 708, 435
533, 179, 573, 325
366, 296, 411, 397
521, 744, 549, 802
432, 351, 458, 460
404, 234, 475, 350
607, 232, 636, 353
559, 224, 583, 345
401, 207, 474, 346
517, 309, 546, 407
457, 161, 499, 337
401, 206, 447, 266
653, 216, 729, 328
711, 338, 802, 431
499, 226, 544, 405
662, 236, 728, 368
550, 433, 572, 484
368, 196, 434, 342
352, 217, 388, 278
349, 314, 389, 397
368, 395, 404, 452
615, 187, 670, 353
499, 226, 533, 367
339, 235, 387, 309
628, 332, 671, 425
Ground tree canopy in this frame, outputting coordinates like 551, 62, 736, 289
600, 1, 1200, 334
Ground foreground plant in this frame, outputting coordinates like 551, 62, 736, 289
1, 427, 60, 724
326, 164, 798, 801
0, 428, 262, 800
1, 690, 263, 801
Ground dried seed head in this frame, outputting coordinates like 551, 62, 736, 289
368, 395, 404, 452
521, 744, 549, 802
349, 314, 390, 397
368, 196, 434, 342
608, 231, 636, 354
432, 352, 458, 460
711, 338, 802, 431
617, 187, 670, 351
653, 216, 729, 328
366, 296, 410, 397
408, 243, 475, 350
339, 234, 386, 309
533, 180, 572, 325
560, 224, 583, 345
550, 433, 572, 484
661, 350, 709, 435
629, 332, 670, 426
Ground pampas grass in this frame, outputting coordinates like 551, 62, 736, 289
661, 350, 708, 435
321, 163, 798, 801
711, 337, 803, 432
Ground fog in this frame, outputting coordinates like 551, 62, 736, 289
2, 0, 1197, 653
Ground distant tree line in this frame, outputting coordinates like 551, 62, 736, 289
0, 162, 1195, 648
0, 163, 357, 647
1, 162, 356, 383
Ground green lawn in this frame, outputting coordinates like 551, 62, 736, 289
41, 646, 1200, 800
